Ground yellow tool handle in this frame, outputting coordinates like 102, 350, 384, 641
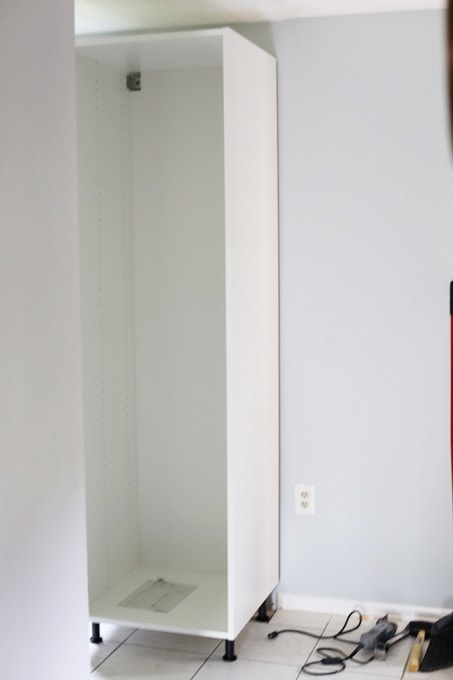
408, 630, 425, 672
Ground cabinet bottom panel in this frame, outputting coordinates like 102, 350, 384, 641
89, 565, 228, 638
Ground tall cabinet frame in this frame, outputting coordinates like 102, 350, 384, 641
76, 27, 279, 656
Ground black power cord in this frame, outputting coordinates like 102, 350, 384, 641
267, 610, 404, 676
301, 642, 373, 676
267, 608, 363, 644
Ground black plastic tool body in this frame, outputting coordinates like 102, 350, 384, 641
359, 617, 397, 651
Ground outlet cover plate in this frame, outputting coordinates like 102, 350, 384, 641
295, 484, 315, 516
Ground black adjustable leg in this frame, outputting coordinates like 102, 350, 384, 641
90, 622, 103, 644
256, 600, 270, 622
223, 639, 237, 661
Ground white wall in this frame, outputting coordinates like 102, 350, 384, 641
237, 10, 453, 609
0, 1, 89, 677
48, 4, 453, 626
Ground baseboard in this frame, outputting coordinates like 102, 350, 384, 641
277, 592, 450, 622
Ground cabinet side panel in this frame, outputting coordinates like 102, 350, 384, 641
132, 68, 228, 574
223, 32, 279, 637
77, 56, 139, 601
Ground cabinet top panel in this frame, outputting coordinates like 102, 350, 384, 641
76, 28, 226, 72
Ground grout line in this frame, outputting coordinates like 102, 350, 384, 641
294, 618, 330, 680
400, 644, 412, 680
89, 613, 419, 679
91, 628, 138, 673
188, 639, 223, 679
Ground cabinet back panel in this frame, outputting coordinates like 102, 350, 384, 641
77, 56, 139, 601
132, 68, 228, 573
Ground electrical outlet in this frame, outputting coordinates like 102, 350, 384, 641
295, 484, 315, 516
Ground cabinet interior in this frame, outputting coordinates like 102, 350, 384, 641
77, 32, 229, 636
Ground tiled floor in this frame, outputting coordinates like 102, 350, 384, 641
89, 609, 453, 679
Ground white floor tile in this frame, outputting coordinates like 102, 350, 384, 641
88, 608, 453, 680
91, 644, 206, 679
89, 624, 136, 670
409, 668, 453, 679
271, 608, 332, 631
221, 619, 320, 666
90, 641, 123, 671
192, 657, 300, 680
302, 653, 408, 678
288, 612, 412, 678
323, 672, 401, 680
126, 628, 221, 656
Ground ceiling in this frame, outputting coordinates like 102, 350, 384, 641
75, 0, 445, 35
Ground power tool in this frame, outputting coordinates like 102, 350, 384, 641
359, 615, 398, 659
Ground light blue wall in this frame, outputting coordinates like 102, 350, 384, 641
237, 10, 453, 608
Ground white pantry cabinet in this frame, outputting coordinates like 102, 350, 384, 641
76, 27, 279, 653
